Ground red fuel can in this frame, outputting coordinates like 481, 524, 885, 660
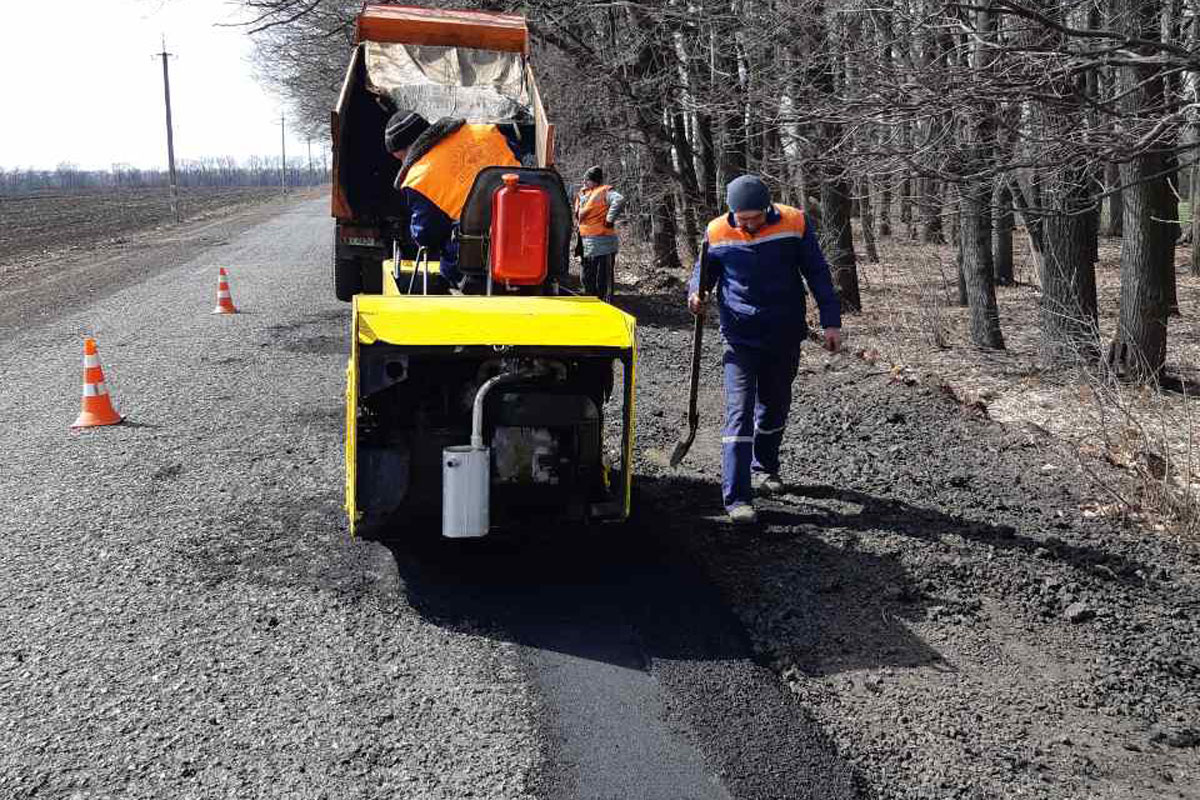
491, 174, 549, 286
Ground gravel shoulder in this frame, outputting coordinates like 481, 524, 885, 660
625, 283, 1200, 799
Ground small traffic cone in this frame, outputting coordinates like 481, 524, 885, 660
71, 338, 123, 429
212, 267, 237, 314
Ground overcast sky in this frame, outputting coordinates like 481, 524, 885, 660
0, 0, 320, 171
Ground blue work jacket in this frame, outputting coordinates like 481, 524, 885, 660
689, 204, 842, 349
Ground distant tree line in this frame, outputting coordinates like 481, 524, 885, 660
0, 156, 330, 194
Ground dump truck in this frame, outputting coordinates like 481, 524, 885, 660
334, 6, 637, 537
331, 4, 553, 298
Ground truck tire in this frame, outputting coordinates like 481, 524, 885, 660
334, 254, 361, 302
360, 258, 384, 295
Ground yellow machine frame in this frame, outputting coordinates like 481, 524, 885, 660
346, 293, 637, 535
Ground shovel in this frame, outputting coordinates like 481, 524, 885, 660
669, 241, 710, 468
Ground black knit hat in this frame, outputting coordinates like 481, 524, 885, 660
384, 110, 430, 153
726, 174, 771, 213
585, 166, 603, 184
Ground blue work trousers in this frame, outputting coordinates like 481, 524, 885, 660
722, 342, 801, 508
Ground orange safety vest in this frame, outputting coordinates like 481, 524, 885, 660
401, 124, 520, 220
706, 203, 807, 248
576, 185, 615, 238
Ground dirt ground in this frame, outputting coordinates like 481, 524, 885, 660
0, 186, 285, 286
802, 233, 1200, 536
616, 236, 1200, 798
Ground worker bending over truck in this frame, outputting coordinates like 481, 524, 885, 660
384, 109, 529, 290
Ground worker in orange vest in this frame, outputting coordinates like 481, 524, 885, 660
689, 175, 842, 525
574, 166, 625, 300
385, 110, 527, 289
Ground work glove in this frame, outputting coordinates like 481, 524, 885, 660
604, 220, 615, 230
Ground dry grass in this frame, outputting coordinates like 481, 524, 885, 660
845, 229, 1200, 535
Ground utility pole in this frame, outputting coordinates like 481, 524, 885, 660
280, 113, 287, 194
307, 137, 313, 184
155, 37, 181, 222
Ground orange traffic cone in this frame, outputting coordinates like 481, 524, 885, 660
71, 338, 123, 429
212, 267, 237, 314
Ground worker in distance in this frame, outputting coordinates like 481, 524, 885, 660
573, 165, 626, 300
383, 109, 530, 290
688, 175, 842, 525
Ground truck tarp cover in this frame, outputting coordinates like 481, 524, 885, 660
365, 42, 531, 123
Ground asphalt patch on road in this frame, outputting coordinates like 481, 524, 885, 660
372, 501, 864, 800
282, 335, 347, 355
185, 494, 368, 598
265, 311, 348, 356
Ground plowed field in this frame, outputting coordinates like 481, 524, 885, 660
0, 186, 284, 265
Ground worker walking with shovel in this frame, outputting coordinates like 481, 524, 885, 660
685, 175, 842, 525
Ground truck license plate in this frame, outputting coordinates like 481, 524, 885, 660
344, 237, 382, 247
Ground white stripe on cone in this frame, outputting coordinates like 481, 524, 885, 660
84, 354, 100, 368
82, 382, 108, 397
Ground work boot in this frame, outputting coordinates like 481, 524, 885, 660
753, 472, 786, 496
727, 503, 758, 525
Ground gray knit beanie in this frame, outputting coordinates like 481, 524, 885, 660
726, 175, 771, 213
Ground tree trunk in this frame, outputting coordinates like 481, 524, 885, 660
1108, 161, 1172, 379
993, 180, 1014, 285
1104, 160, 1124, 237
879, 180, 892, 237
920, 176, 945, 244
694, 113, 718, 218
672, 111, 703, 260
1191, 152, 1200, 275
956, 247, 969, 307
857, 178, 880, 263
1107, 1, 1173, 380
960, 180, 1004, 348
651, 193, 683, 272
1190, 3, 1200, 275
1041, 176, 1100, 366
1167, 165, 1181, 316
821, 179, 861, 312
951, 199, 968, 306
1010, 175, 1047, 282
717, 55, 746, 185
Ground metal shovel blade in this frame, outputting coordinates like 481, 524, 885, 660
669, 420, 698, 467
